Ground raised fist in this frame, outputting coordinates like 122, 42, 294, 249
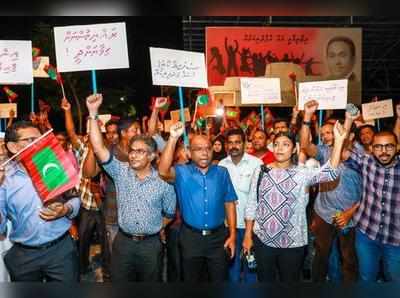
170, 122, 185, 139
86, 94, 103, 115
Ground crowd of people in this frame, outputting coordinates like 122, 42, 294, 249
0, 93, 399, 283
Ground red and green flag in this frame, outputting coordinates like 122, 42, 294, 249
3, 86, 18, 102
32, 47, 41, 58
44, 64, 63, 85
18, 130, 79, 203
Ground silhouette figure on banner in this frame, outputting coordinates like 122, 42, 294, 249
225, 37, 239, 76
209, 47, 226, 75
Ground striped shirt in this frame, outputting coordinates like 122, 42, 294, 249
347, 152, 400, 245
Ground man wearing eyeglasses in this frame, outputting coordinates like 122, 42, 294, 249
86, 94, 176, 282
159, 122, 237, 282
0, 121, 81, 282
346, 130, 400, 281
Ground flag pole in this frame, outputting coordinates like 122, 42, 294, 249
0, 129, 53, 168
260, 104, 265, 130
31, 82, 35, 113
318, 110, 323, 145
91, 70, 97, 94
178, 86, 189, 148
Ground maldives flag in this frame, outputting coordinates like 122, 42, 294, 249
18, 130, 79, 203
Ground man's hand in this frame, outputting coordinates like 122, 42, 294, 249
159, 228, 167, 244
333, 120, 347, 144
345, 103, 361, 122
86, 94, 103, 116
61, 97, 71, 111
0, 166, 5, 186
242, 235, 253, 256
303, 100, 319, 121
9, 109, 15, 118
39, 202, 71, 221
170, 122, 185, 139
154, 97, 168, 110
224, 235, 236, 259
333, 210, 353, 229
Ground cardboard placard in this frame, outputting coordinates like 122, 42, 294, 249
54, 22, 130, 72
362, 99, 394, 121
213, 91, 236, 107
298, 79, 348, 110
240, 77, 282, 104
33, 56, 50, 78
150, 47, 208, 88
0, 103, 17, 118
170, 108, 191, 123
163, 119, 173, 132
0, 40, 33, 84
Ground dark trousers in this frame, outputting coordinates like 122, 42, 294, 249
179, 224, 228, 282
254, 235, 305, 282
78, 208, 105, 274
3, 234, 79, 282
111, 231, 162, 282
166, 225, 182, 282
311, 213, 358, 282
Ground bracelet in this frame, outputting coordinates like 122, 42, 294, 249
303, 121, 312, 126
88, 114, 98, 120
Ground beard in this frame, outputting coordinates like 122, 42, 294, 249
374, 154, 396, 166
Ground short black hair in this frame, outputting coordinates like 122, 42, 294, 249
274, 131, 297, 147
225, 128, 246, 143
326, 36, 356, 58
105, 119, 119, 130
5, 121, 39, 143
273, 118, 289, 128
128, 135, 157, 153
117, 118, 136, 136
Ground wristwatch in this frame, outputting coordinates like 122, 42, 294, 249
88, 114, 98, 120
302, 121, 312, 126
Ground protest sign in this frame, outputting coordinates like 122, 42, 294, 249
240, 77, 281, 104
0, 40, 33, 84
0, 103, 17, 118
86, 114, 112, 133
54, 22, 129, 72
33, 56, 50, 78
362, 99, 394, 120
170, 108, 191, 122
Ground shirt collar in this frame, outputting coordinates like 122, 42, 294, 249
189, 162, 216, 175
225, 153, 250, 165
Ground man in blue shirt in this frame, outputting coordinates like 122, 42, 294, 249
159, 122, 238, 282
86, 94, 176, 282
0, 121, 80, 282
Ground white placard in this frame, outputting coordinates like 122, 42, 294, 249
240, 78, 281, 104
33, 56, 50, 78
0, 103, 17, 118
362, 99, 394, 120
298, 79, 348, 110
0, 40, 33, 84
149, 47, 208, 88
54, 22, 129, 72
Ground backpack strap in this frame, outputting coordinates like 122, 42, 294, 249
256, 165, 271, 203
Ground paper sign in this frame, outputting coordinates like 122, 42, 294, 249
163, 120, 173, 132
298, 79, 348, 110
240, 78, 281, 104
54, 22, 129, 72
149, 47, 208, 88
0, 103, 17, 118
0, 40, 33, 84
362, 99, 394, 120
33, 56, 50, 78
170, 108, 191, 122
86, 114, 112, 133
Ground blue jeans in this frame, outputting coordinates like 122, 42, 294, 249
355, 228, 400, 282
228, 228, 257, 283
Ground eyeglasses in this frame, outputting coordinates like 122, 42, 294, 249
129, 148, 150, 156
372, 144, 396, 151
191, 146, 212, 153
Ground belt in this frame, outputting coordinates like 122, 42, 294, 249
183, 221, 224, 236
14, 232, 69, 250
119, 228, 159, 241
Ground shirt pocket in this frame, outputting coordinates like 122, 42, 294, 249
236, 171, 253, 193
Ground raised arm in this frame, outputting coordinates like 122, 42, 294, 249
330, 121, 347, 168
148, 97, 166, 136
7, 109, 15, 128
61, 97, 80, 149
158, 122, 184, 182
300, 100, 319, 158
86, 94, 110, 163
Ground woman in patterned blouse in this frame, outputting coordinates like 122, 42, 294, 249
242, 121, 347, 282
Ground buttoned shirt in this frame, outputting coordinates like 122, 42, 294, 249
0, 161, 80, 246
174, 163, 237, 230
347, 152, 400, 245
101, 155, 176, 235
219, 153, 262, 229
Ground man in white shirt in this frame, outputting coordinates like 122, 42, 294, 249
219, 128, 262, 283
